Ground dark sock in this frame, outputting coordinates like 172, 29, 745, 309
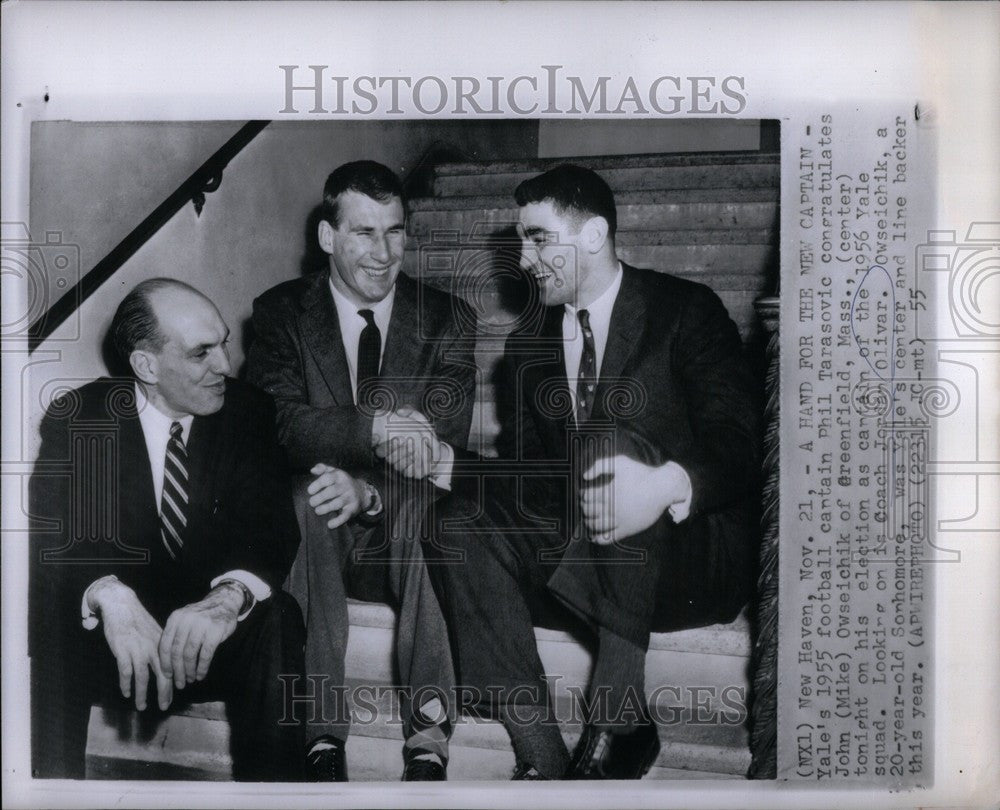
306, 733, 345, 755
502, 704, 569, 778
589, 627, 649, 732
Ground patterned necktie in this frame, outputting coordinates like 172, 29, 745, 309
160, 421, 188, 560
357, 308, 382, 408
576, 309, 597, 424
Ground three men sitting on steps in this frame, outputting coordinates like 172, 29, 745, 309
30, 160, 757, 782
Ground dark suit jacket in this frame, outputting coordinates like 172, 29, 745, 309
247, 271, 477, 479
28, 377, 300, 659
494, 264, 760, 628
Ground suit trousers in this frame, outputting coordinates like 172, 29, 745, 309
425, 474, 715, 720
31, 590, 306, 781
287, 476, 455, 745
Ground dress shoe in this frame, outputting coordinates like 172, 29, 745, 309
564, 720, 660, 779
511, 761, 552, 780
305, 737, 348, 782
402, 748, 447, 781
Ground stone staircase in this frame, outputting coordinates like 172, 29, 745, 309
88, 603, 751, 781
85, 150, 777, 781
404, 151, 778, 334
403, 150, 778, 456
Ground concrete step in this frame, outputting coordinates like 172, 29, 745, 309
409, 268, 766, 319
433, 162, 779, 199
410, 187, 778, 212
86, 725, 743, 782
432, 150, 779, 177
340, 680, 750, 777
87, 730, 746, 782
85, 601, 751, 781
343, 735, 744, 781
347, 600, 750, 655
344, 602, 751, 720
408, 201, 779, 238
408, 225, 778, 247
86, 679, 750, 781
345, 625, 750, 706
342, 672, 750, 742
405, 272, 763, 343
406, 253, 771, 294
86, 703, 232, 780
615, 244, 776, 275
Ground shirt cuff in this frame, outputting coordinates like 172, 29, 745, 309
81, 575, 119, 630
665, 461, 693, 523
427, 442, 455, 491
210, 570, 272, 621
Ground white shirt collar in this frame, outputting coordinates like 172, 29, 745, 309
135, 382, 194, 439
564, 262, 624, 326
328, 275, 395, 334
562, 263, 624, 388
134, 382, 194, 503
327, 275, 395, 400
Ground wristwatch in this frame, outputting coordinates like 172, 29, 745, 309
362, 480, 383, 516
217, 578, 255, 618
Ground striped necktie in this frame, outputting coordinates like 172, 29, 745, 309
160, 421, 188, 560
576, 309, 597, 424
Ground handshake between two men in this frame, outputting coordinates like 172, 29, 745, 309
307, 400, 691, 548
305, 405, 451, 529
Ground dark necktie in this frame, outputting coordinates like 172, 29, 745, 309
576, 309, 597, 424
160, 421, 188, 560
357, 308, 382, 408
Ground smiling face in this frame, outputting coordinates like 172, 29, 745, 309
517, 200, 586, 307
320, 190, 406, 306
135, 287, 232, 417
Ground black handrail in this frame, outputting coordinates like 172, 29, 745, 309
27, 120, 271, 351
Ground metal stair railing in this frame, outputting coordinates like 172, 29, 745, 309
27, 120, 271, 352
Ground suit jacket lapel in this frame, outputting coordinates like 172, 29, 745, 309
180, 404, 230, 566
298, 273, 354, 405
381, 274, 424, 381
595, 265, 645, 419
185, 411, 218, 510
115, 395, 161, 560
527, 305, 573, 425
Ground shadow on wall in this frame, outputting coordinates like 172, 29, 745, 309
298, 205, 330, 281
237, 203, 331, 376
100, 330, 129, 379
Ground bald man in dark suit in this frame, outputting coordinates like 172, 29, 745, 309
30, 279, 306, 781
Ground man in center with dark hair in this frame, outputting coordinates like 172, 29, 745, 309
428, 164, 759, 780
247, 160, 476, 781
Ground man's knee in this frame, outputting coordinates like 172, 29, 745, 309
291, 474, 316, 525
251, 590, 306, 655
291, 474, 356, 551
420, 493, 485, 563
